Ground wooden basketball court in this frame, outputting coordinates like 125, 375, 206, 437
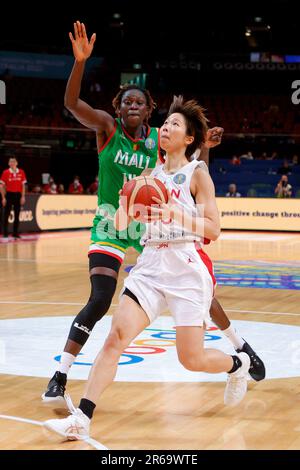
0, 230, 299, 450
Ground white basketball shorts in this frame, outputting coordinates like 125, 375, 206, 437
123, 241, 215, 327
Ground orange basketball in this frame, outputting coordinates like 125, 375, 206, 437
120, 176, 168, 221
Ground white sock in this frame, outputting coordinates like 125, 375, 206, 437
222, 324, 245, 350
58, 352, 76, 375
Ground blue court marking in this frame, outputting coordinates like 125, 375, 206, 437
54, 352, 144, 366
215, 261, 300, 290
125, 261, 300, 290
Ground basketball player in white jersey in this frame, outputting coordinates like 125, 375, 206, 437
44, 96, 251, 441
192, 141, 265, 382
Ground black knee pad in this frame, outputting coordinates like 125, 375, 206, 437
68, 274, 117, 345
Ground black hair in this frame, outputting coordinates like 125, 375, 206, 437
168, 95, 208, 159
112, 84, 156, 123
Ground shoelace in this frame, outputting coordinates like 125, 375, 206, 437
227, 376, 245, 397
228, 376, 243, 384
52, 383, 65, 394
65, 394, 89, 436
65, 393, 77, 414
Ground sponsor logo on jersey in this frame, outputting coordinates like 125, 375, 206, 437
173, 173, 186, 184
157, 242, 169, 249
145, 137, 156, 150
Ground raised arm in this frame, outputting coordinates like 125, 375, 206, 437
65, 21, 114, 137
197, 126, 224, 166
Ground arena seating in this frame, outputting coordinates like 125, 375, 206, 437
210, 158, 300, 197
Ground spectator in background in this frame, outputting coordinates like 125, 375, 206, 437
87, 176, 98, 195
226, 183, 241, 197
259, 152, 268, 160
277, 159, 292, 176
267, 151, 279, 160
43, 175, 56, 193
0, 156, 27, 239
31, 184, 43, 194
68, 176, 84, 194
240, 117, 249, 131
230, 155, 241, 165
44, 180, 58, 194
240, 151, 254, 160
275, 175, 292, 198
268, 166, 277, 175
57, 184, 65, 194
291, 154, 299, 166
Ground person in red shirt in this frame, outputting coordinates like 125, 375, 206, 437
68, 176, 84, 194
0, 156, 27, 239
87, 176, 98, 195
42, 176, 57, 194
45, 181, 58, 194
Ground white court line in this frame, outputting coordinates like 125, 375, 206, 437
0, 301, 123, 307
0, 258, 132, 266
0, 258, 84, 264
0, 300, 299, 317
0, 414, 108, 450
226, 308, 300, 317
219, 234, 296, 241
0, 414, 43, 426
85, 437, 108, 450
0, 301, 85, 306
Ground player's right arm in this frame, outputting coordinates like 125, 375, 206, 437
65, 21, 114, 136
0, 181, 6, 207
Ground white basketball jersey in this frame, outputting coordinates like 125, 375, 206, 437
141, 159, 208, 245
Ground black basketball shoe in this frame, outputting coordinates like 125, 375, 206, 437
236, 341, 265, 381
42, 371, 67, 404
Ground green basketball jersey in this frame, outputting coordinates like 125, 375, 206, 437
90, 118, 159, 248
97, 118, 159, 209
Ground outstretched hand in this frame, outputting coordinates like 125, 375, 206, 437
204, 127, 224, 149
69, 21, 96, 62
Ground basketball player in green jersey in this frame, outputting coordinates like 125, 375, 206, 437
42, 21, 264, 404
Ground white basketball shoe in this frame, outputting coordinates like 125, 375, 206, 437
44, 395, 90, 440
224, 352, 251, 407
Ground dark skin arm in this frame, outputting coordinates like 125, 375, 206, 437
197, 126, 224, 166
65, 21, 115, 150
0, 183, 6, 206
62, 26, 118, 356
197, 126, 230, 329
